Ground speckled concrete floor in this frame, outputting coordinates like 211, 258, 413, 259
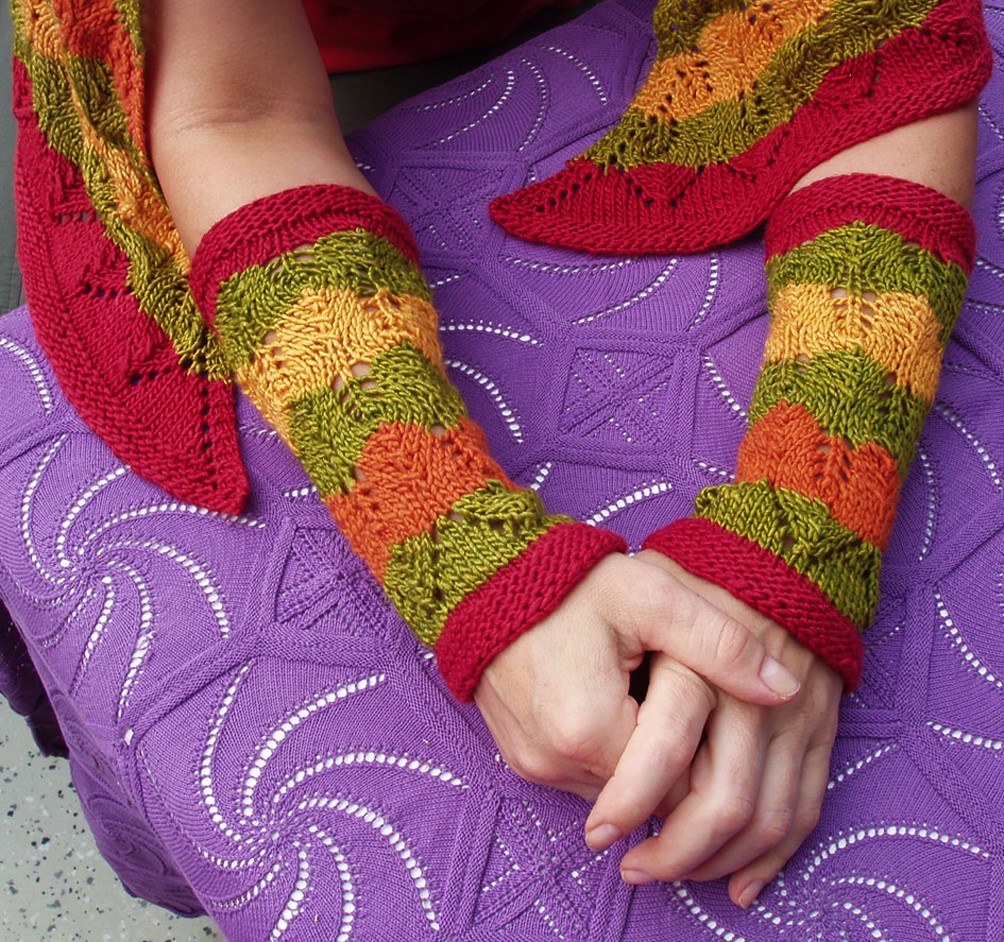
0, 705, 224, 941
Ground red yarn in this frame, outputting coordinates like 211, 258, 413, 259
436, 523, 627, 701
644, 517, 864, 690
190, 186, 421, 326
489, 0, 990, 255
12, 60, 249, 515
765, 174, 977, 271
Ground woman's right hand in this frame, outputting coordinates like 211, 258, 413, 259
472, 553, 801, 823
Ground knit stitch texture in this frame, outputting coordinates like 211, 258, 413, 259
645, 174, 976, 687
190, 185, 626, 699
490, 0, 991, 254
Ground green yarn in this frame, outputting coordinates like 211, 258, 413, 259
750, 350, 930, 474
287, 343, 467, 497
384, 485, 563, 646
767, 223, 970, 346
214, 229, 432, 368
695, 481, 882, 627
586, 0, 938, 170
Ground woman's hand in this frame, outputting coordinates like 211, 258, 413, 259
473, 553, 801, 802
600, 551, 843, 908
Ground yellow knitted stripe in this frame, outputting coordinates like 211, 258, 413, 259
765, 283, 944, 403
635, 0, 835, 124
235, 287, 441, 440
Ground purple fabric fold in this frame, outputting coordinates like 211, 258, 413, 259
2, 0, 1004, 937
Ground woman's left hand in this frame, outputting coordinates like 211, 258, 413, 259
589, 550, 844, 909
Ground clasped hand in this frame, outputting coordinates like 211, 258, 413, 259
473, 550, 843, 908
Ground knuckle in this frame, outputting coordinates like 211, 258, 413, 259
509, 750, 561, 787
548, 719, 602, 767
715, 793, 758, 836
751, 808, 793, 849
793, 802, 823, 838
711, 619, 758, 670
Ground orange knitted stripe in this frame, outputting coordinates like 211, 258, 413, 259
324, 417, 514, 580
48, 0, 145, 146
765, 283, 944, 403
635, 0, 834, 124
736, 401, 900, 549
235, 286, 441, 440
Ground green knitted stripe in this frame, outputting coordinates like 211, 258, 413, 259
286, 343, 467, 497
113, 0, 144, 52
12, 38, 227, 377
750, 351, 930, 474
384, 484, 567, 646
653, 0, 747, 60
213, 230, 432, 369
586, 0, 938, 170
694, 480, 881, 627
767, 223, 970, 346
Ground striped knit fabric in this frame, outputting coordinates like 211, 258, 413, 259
10, 0, 248, 513
644, 175, 976, 687
188, 185, 626, 700
489, 0, 991, 255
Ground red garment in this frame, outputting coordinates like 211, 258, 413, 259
302, 0, 581, 72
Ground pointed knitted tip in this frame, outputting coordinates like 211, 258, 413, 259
490, 158, 704, 256
13, 58, 250, 516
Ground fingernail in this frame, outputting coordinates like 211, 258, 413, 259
738, 879, 765, 909
586, 823, 622, 850
759, 655, 800, 698
621, 869, 654, 885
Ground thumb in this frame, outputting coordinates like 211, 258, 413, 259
599, 560, 800, 705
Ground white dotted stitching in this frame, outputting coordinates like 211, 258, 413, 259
240, 676, 389, 820
935, 587, 1004, 689
529, 461, 553, 491
694, 460, 733, 481
270, 848, 310, 940
827, 743, 897, 791
213, 862, 283, 911
670, 883, 746, 941
114, 562, 155, 720
575, 260, 678, 325
282, 485, 319, 499
702, 355, 748, 421
586, 481, 672, 526
95, 538, 230, 636
927, 721, 1004, 751
428, 70, 515, 145
444, 358, 523, 441
264, 750, 466, 816
932, 401, 1002, 491
439, 322, 539, 345
71, 576, 115, 693
20, 436, 69, 588
57, 468, 130, 565
544, 46, 608, 104
829, 876, 951, 941
409, 74, 495, 112
916, 447, 937, 561
0, 337, 54, 413
804, 824, 988, 880
304, 798, 439, 930
503, 255, 634, 275
687, 254, 721, 330
517, 58, 548, 153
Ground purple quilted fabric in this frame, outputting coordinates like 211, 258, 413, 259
3, 0, 1004, 938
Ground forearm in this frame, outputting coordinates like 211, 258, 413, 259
144, 0, 375, 254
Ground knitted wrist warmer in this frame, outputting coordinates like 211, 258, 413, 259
189, 185, 626, 700
489, 0, 990, 255
643, 175, 976, 687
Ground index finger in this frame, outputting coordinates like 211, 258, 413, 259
584, 656, 714, 852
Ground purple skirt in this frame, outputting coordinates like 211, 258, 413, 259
2, 1, 1004, 938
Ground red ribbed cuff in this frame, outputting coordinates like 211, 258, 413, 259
766, 174, 976, 271
644, 517, 863, 689
189, 184, 420, 323
436, 522, 627, 701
